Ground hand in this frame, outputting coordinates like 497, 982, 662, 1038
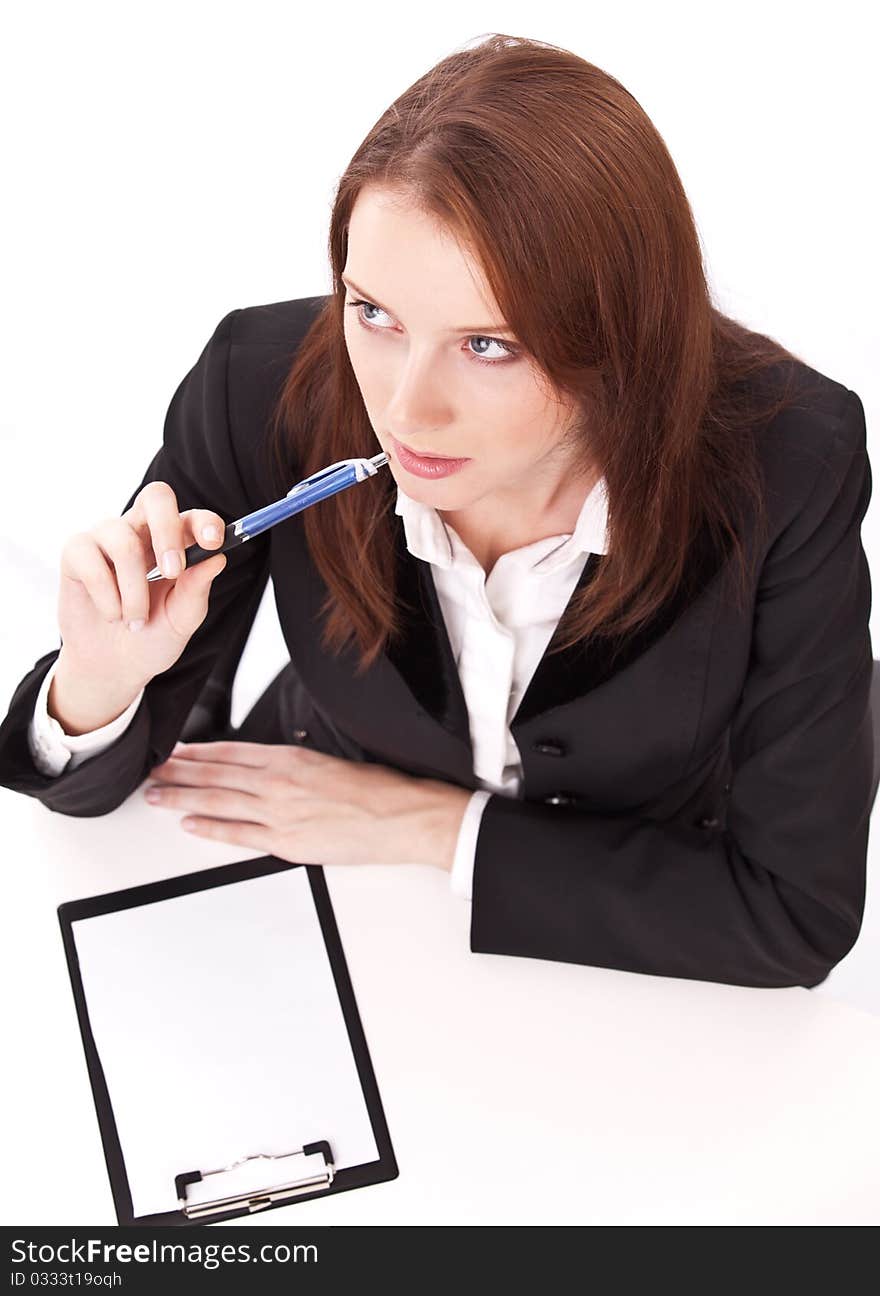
57, 480, 229, 691
144, 740, 473, 872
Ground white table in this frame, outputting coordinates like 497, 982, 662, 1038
2, 781, 880, 1227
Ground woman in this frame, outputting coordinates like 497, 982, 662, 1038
0, 34, 872, 990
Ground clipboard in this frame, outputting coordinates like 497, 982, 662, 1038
57, 855, 399, 1227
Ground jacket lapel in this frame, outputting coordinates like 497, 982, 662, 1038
513, 515, 731, 726
385, 514, 472, 743
384, 508, 732, 741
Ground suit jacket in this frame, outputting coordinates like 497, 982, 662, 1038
0, 297, 873, 990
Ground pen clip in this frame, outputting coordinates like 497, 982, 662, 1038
285, 454, 386, 499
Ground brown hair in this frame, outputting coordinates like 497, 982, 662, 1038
263, 32, 822, 675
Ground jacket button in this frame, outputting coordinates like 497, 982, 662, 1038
544, 792, 577, 806
292, 728, 309, 741
533, 739, 567, 757
698, 816, 720, 829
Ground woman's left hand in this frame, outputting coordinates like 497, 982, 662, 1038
143, 740, 472, 871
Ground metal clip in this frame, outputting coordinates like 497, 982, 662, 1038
175, 1140, 335, 1219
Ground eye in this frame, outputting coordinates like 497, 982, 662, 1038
345, 298, 519, 366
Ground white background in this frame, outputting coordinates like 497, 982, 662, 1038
2, 2, 876, 572
2, 2, 878, 1011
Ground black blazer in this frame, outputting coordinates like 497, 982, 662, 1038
0, 298, 873, 990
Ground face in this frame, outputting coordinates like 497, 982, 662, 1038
341, 185, 587, 520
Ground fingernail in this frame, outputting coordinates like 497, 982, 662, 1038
173, 741, 186, 753
128, 619, 145, 632
162, 550, 181, 577
203, 525, 219, 542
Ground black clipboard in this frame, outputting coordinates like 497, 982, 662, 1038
57, 855, 398, 1227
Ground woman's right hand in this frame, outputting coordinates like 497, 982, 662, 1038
56, 481, 229, 690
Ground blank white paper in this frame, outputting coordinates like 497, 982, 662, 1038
70, 867, 380, 1218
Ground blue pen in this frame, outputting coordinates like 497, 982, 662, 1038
145, 451, 390, 582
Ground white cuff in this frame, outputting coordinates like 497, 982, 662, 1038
28, 657, 146, 777
449, 789, 491, 902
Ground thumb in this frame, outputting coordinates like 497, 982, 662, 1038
164, 551, 228, 638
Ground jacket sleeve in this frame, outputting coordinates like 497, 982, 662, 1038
470, 388, 874, 989
0, 308, 272, 817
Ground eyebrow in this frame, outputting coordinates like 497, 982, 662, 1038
341, 274, 512, 335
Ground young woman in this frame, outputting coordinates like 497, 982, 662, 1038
0, 34, 872, 990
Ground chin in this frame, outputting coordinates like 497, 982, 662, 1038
393, 471, 469, 503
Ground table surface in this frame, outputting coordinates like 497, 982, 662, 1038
3, 780, 880, 1227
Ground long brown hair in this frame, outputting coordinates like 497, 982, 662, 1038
264, 32, 822, 675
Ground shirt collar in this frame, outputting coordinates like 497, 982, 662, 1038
393, 474, 609, 572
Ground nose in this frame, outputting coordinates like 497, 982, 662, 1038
385, 345, 453, 442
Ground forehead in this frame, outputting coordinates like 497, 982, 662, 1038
344, 187, 499, 313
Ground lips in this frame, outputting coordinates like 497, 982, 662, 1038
389, 434, 472, 479
390, 435, 470, 462
402, 446, 453, 460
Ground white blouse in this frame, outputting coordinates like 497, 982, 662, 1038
394, 477, 609, 898
28, 476, 610, 902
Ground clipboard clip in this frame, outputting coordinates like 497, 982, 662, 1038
175, 1139, 335, 1219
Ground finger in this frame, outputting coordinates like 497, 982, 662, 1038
170, 740, 276, 767
127, 482, 225, 572
91, 516, 155, 625
182, 508, 229, 552
151, 754, 263, 794
182, 816, 271, 851
62, 533, 126, 623
149, 784, 266, 821
137, 484, 189, 579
